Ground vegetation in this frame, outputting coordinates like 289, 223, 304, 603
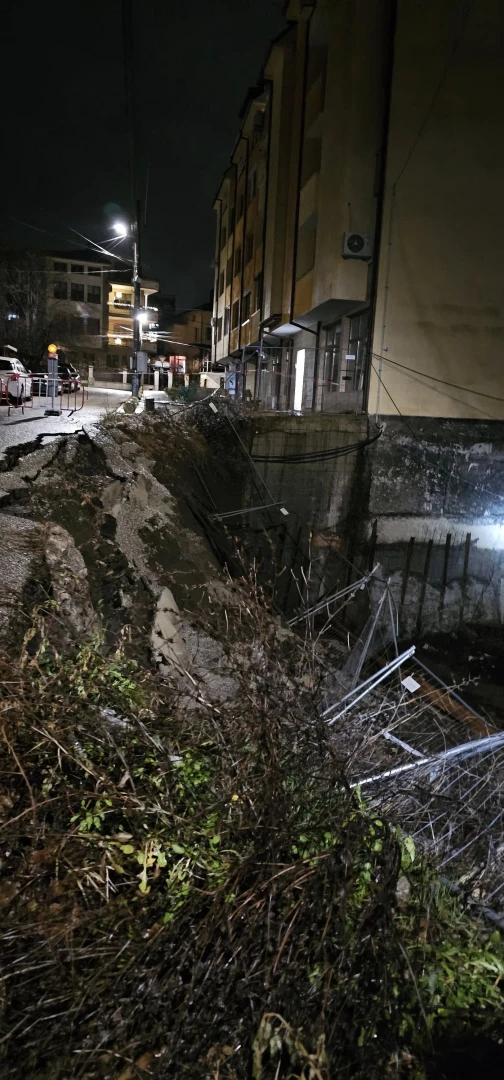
1, 596, 502, 1079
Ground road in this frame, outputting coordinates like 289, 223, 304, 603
0, 387, 131, 454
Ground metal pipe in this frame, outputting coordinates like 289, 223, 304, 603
324, 646, 416, 723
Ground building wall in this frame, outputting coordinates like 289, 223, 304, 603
369, 0, 504, 420
46, 255, 109, 363
106, 279, 159, 367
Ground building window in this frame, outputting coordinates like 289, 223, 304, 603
217, 317, 223, 341
245, 233, 254, 264
71, 315, 85, 335
205, 325, 212, 342
71, 263, 84, 273
87, 285, 101, 304
237, 192, 244, 221
194, 326, 200, 342
234, 246, 242, 276
242, 292, 251, 323
53, 261, 67, 272
221, 226, 227, 250
53, 280, 67, 300
229, 207, 235, 232
346, 309, 369, 391
224, 306, 230, 335
232, 299, 240, 330
71, 283, 84, 301
324, 322, 341, 391
254, 271, 263, 313
87, 266, 100, 276
248, 169, 257, 203
219, 270, 225, 295
226, 257, 233, 287
87, 318, 100, 336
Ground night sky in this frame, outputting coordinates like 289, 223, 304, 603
2, 0, 286, 309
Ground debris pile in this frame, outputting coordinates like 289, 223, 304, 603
0, 406, 502, 1078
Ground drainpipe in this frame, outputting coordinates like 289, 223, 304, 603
289, 9, 314, 321
238, 134, 250, 403
257, 81, 273, 404
361, 0, 398, 416
213, 197, 222, 367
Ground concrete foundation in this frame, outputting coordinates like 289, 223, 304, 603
248, 413, 504, 632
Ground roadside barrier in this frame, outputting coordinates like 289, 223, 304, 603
0, 373, 85, 415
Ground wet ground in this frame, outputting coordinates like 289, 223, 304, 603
0, 387, 130, 452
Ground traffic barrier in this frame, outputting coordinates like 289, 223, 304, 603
0, 373, 85, 416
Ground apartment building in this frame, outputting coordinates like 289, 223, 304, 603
107, 274, 159, 368
47, 250, 110, 367
159, 303, 212, 375
212, 0, 504, 421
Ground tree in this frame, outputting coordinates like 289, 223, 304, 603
0, 250, 66, 359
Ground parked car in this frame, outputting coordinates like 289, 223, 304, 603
0, 356, 32, 404
25, 358, 81, 396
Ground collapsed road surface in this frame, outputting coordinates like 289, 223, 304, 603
0, 405, 503, 1080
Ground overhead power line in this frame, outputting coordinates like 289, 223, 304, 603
394, 1, 473, 186
251, 429, 382, 464
374, 353, 504, 404
371, 362, 504, 503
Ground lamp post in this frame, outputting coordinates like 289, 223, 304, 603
113, 198, 141, 397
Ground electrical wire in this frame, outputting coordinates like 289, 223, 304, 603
251, 428, 382, 464
393, 1, 473, 187
374, 352, 504, 404
371, 361, 504, 502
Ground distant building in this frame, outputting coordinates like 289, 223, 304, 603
1, 248, 159, 372
107, 273, 159, 368
159, 302, 212, 374
46, 250, 111, 368
154, 293, 177, 333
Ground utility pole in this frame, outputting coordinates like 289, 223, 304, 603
131, 197, 141, 398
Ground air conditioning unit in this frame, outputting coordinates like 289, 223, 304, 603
342, 232, 372, 259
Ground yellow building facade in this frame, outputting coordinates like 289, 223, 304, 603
212, 0, 504, 421
107, 277, 159, 368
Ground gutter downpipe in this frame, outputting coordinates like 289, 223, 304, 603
361, 0, 398, 419
257, 79, 274, 406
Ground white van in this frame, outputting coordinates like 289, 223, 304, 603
0, 356, 33, 405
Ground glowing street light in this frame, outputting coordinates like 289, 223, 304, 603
112, 222, 128, 238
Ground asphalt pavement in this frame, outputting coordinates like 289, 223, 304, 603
0, 387, 130, 453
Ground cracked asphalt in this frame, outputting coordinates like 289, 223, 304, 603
0, 388, 130, 453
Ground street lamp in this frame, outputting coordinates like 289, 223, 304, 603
112, 222, 128, 238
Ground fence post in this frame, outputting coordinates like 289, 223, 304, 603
122, 368, 128, 386
154, 369, 160, 392
399, 536, 415, 624
439, 532, 452, 629
459, 532, 471, 629
416, 538, 433, 637
88, 364, 95, 387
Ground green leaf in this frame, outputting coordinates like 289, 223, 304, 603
171, 843, 185, 854
209, 834, 221, 847
120, 844, 136, 854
